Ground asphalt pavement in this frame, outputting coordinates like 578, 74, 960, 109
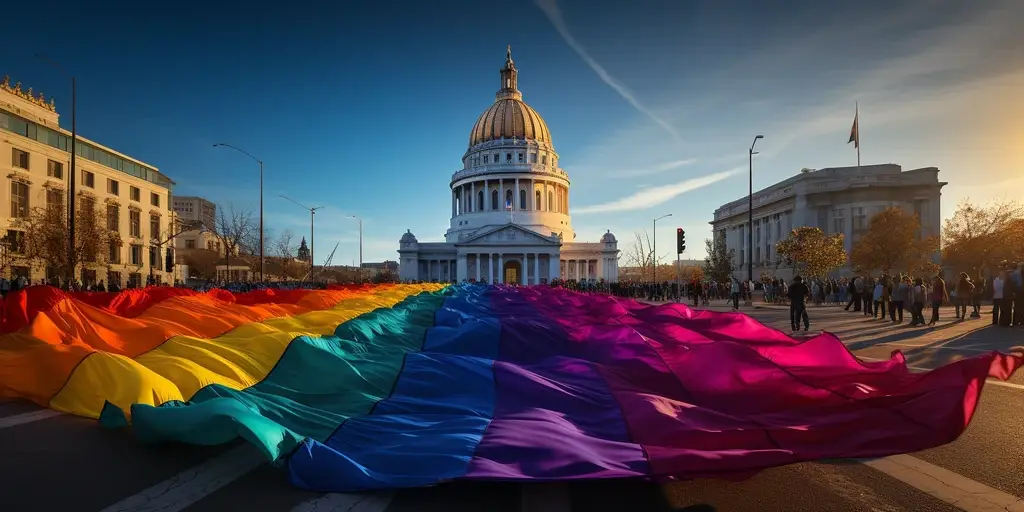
1, 301, 1022, 512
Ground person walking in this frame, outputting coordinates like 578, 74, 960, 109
992, 270, 1005, 326
928, 274, 948, 326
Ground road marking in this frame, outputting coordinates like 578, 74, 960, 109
98, 444, 264, 512
878, 342, 993, 352
863, 454, 1024, 512
291, 492, 394, 512
0, 409, 62, 429
521, 482, 571, 512
857, 356, 1024, 391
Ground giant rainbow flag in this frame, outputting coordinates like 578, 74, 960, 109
0, 283, 1020, 491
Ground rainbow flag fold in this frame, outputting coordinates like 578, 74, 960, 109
0, 283, 1020, 492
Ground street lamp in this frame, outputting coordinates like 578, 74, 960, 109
213, 143, 264, 281
345, 215, 363, 279
36, 54, 77, 284
652, 213, 673, 283
280, 195, 324, 280
747, 134, 764, 305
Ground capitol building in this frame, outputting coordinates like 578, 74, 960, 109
398, 48, 620, 284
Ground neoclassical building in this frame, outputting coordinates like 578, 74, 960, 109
710, 163, 946, 280
398, 48, 619, 284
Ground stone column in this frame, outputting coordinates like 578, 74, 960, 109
549, 255, 560, 280
475, 254, 481, 281
470, 182, 475, 212
514, 178, 520, 210
533, 253, 540, 285
458, 255, 467, 282
497, 254, 504, 284
530, 179, 535, 210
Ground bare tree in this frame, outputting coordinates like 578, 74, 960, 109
623, 231, 655, 279
213, 203, 257, 281
274, 229, 299, 280
11, 197, 121, 284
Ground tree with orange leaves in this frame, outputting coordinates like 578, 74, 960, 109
942, 199, 1024, 275
775, 227, 846, 278
850, 207, 940, 276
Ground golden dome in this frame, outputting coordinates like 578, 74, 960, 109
468, 47, 552, 148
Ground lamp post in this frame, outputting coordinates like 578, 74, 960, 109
652, 213, 672, 283
213, 143, 264, 281
35, 54, 77, 284
280, 195, 324, 280
345, 215, 363, 280
747, 134, 764, 306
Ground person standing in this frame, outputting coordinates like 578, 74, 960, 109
928, 274, 948, 326
788, 276, 810, 332
992, 270, 1005, 326
845, 276, 862, 312
910, 277, 927, 326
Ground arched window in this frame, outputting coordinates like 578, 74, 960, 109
505, 189, 513, 209
535, 190, 541, 210
547, 191, 553, 211
491, 190, 498, 210
477, 190, 484, 212
519, 189, 526, 209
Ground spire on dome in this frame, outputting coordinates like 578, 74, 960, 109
497, 45, 521, 101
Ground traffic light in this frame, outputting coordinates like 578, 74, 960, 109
676, 228, 686, 254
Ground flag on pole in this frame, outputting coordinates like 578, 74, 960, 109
848, 104, 860, 149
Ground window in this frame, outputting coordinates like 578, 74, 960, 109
491, 189, 498, 210
852, 207, 866, 230
505, 189, 513, 209
493, 153, 499, 163
130, 186, 140, 202
519, 189, 526, 209
547, 191, 553, 211
46, 188, 63, 211
11, 148, 28, 169
10, 181, 29, 218
150, 215, 161, 240
130, 210, 141, 237
151, 193, 160, 207
483, 154, 489, 164
535, 190, 541, 209
477, 190, 484, 211
530, 153, 537, 163
107, 179, 119, 195
6, 230, 25, 254
47, 159, 63, 179
149, 246, 160, 269
106, 205, 120, 231
832, 208, 845, 234
518, 152, 524, 163
505, 153, 512, 163
108, 240, 121, 264
82, 170, 95, 188
130, 244, 143, 265
79, 196, 96, 215
542, 154, 548, 165
185, 239, 196, 249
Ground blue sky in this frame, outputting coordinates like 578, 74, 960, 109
4, 0, 1022, 264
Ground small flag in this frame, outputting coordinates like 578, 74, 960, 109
506, 200, 512, 210
848, 104, 860, 149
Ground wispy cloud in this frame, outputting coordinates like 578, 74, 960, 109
615, 158, 698, 178
535, 0, 682, 143
574, 168, 741, 214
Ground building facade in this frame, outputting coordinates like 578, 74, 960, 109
710, 164, 946, 280
172, 195, 218, 253
397, 48, 620, 284
0, 75, 176, 286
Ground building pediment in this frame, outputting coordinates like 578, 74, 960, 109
456, 223, 560, 247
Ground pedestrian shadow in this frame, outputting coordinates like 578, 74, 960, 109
843, 321, 968, 351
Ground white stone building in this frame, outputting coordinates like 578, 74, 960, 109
397, 48, 620, 284
710, 164, 946, 280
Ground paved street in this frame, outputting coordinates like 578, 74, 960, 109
1, 303, 1022, 512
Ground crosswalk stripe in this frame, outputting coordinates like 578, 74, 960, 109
0, 409, 62, 429
97, 444, 264, 512
863, 455, 1024, 512
290, 492, 394, 512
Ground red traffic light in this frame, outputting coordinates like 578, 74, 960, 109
677, 228, 683, 233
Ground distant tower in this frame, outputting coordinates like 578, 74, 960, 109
297, 237, 310, 262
